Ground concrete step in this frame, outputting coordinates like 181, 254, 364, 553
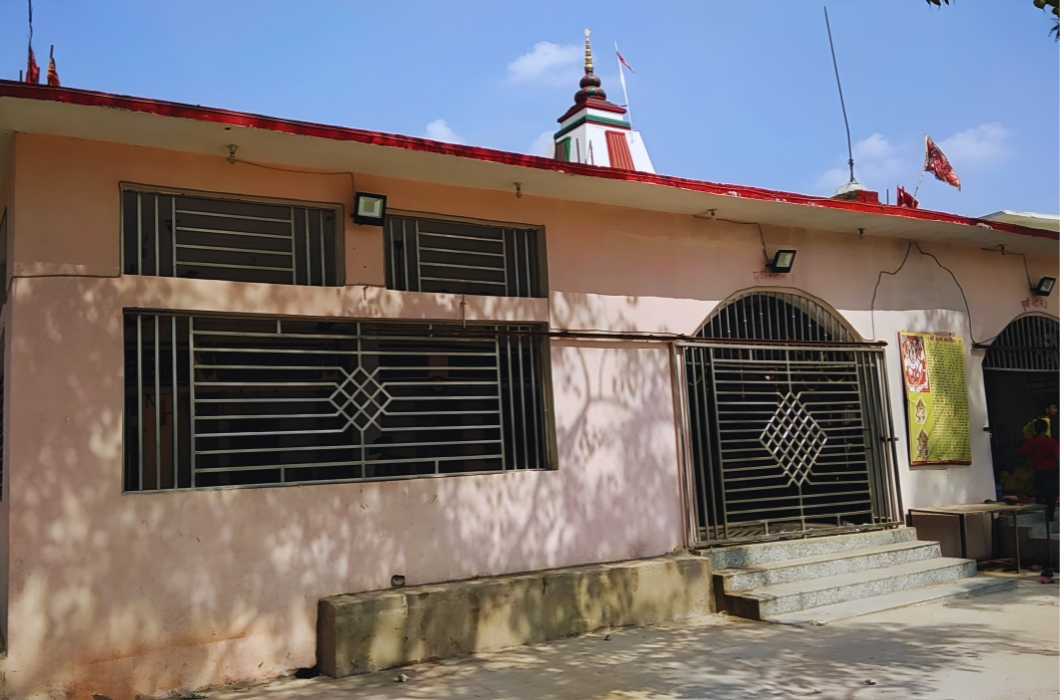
725, 557, 976, 620
701, 527, 917, 570
716, 540, 942, 594
767, 575, 1017, 626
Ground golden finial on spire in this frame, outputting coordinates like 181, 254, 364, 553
584, 28, 593, 73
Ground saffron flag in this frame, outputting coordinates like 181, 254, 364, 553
46, 47, 59, 87
896, 186, 918, 209
617, 51, 634, 73
923, 135, 961, 191
25, 46, 40, 84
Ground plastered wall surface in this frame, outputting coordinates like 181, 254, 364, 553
1, 133, 1056, 697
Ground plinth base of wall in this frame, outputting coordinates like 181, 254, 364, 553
317, 553, 713, 678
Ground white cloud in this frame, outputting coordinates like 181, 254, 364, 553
425, 119, 464, 144
938, 123, 1011, 167
815, 133, 910, 193
526, 130, 555, 157
507, 42, 582, 86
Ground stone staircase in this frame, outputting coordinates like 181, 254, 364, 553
702, 527, 1015, 626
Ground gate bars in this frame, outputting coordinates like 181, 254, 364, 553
673, 341, 902, 546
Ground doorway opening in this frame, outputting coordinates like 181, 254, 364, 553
983, 315, 1059, 489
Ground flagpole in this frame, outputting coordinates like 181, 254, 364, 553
615, 41, 632, 128
912, 170, 926, 199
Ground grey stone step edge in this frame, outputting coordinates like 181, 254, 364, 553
698, 526, 917, 570
717, 540, 943, 593
753, 557, 977, 618
767, 575, 1017, 625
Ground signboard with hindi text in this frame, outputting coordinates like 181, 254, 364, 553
898, 332, 971, 466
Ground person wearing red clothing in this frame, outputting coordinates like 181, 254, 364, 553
1020, 419, 1059, 525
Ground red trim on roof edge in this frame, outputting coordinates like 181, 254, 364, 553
0, 81, 1054, 242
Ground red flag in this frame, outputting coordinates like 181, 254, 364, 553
923, 135, 961, 191
896, 186, 919, 209
26, 46, 40, 84
617, 51, 634, 73
46, 46, 59, 87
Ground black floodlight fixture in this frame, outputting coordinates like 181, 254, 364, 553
1032, 276, 1056, 297
770, 249, 797, 274
353, 192, 387, 226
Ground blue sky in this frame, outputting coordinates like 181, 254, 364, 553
1, 1, 1057, 217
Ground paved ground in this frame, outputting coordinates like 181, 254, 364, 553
211, 575, 1058, 700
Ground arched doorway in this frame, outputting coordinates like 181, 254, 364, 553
982, 315, 1059, 483
680, 291, 901, 544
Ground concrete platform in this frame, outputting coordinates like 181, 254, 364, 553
317, 553, 712, 678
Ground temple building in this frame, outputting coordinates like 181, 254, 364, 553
0, 30, 1054, 699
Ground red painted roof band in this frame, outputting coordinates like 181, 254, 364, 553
0, 81, 1054, 242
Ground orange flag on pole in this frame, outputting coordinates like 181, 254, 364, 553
923, 135, 961, 191
46, 45, 59, 86
26, 46, 40, 83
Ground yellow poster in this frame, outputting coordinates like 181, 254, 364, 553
899, 331, 971, 466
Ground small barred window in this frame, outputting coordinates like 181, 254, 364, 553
121, 188, 342, 286
384, 216, 544, 298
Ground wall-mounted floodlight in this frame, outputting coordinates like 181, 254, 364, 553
770, 249, 797, 274
1032, 276, 1056, 297
353, 192, 387, 226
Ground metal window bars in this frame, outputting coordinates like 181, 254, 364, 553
121, 189, 340, 286
384, 216, 543, 298
983, 315, 1059, 372
123, 313, 552, 492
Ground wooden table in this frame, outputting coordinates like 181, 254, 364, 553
908, 503, 1047, 574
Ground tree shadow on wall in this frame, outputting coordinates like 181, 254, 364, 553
6, 276, 685, 698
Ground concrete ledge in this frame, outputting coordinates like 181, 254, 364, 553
317, 554, 712, 678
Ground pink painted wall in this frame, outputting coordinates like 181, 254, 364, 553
0, 142, 13, 652
2, 133, 1057, 697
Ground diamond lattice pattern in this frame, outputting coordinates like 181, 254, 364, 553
760, 392, 828, 486
329, 367, 392, 430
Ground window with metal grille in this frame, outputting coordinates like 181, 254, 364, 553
983, 315, 1059, 372
123, 312, 552, 492
384, 216, 544, 298
121, 188, 342, 286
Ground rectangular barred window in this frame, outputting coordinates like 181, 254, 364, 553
384, 216, 544, 298
123, 312, 552, 492
121, 188, 342, 286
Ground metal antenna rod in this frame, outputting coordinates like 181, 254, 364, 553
824, 7, 855, 184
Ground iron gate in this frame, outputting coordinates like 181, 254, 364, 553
676, 293, 900, 545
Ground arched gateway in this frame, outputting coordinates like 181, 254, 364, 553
982, 315, 1059, 480
679, 291, 901, 544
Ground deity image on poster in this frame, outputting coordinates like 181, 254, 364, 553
901, 334, 930, 393
916, 429, 931, 461
915, 397, 927, 425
